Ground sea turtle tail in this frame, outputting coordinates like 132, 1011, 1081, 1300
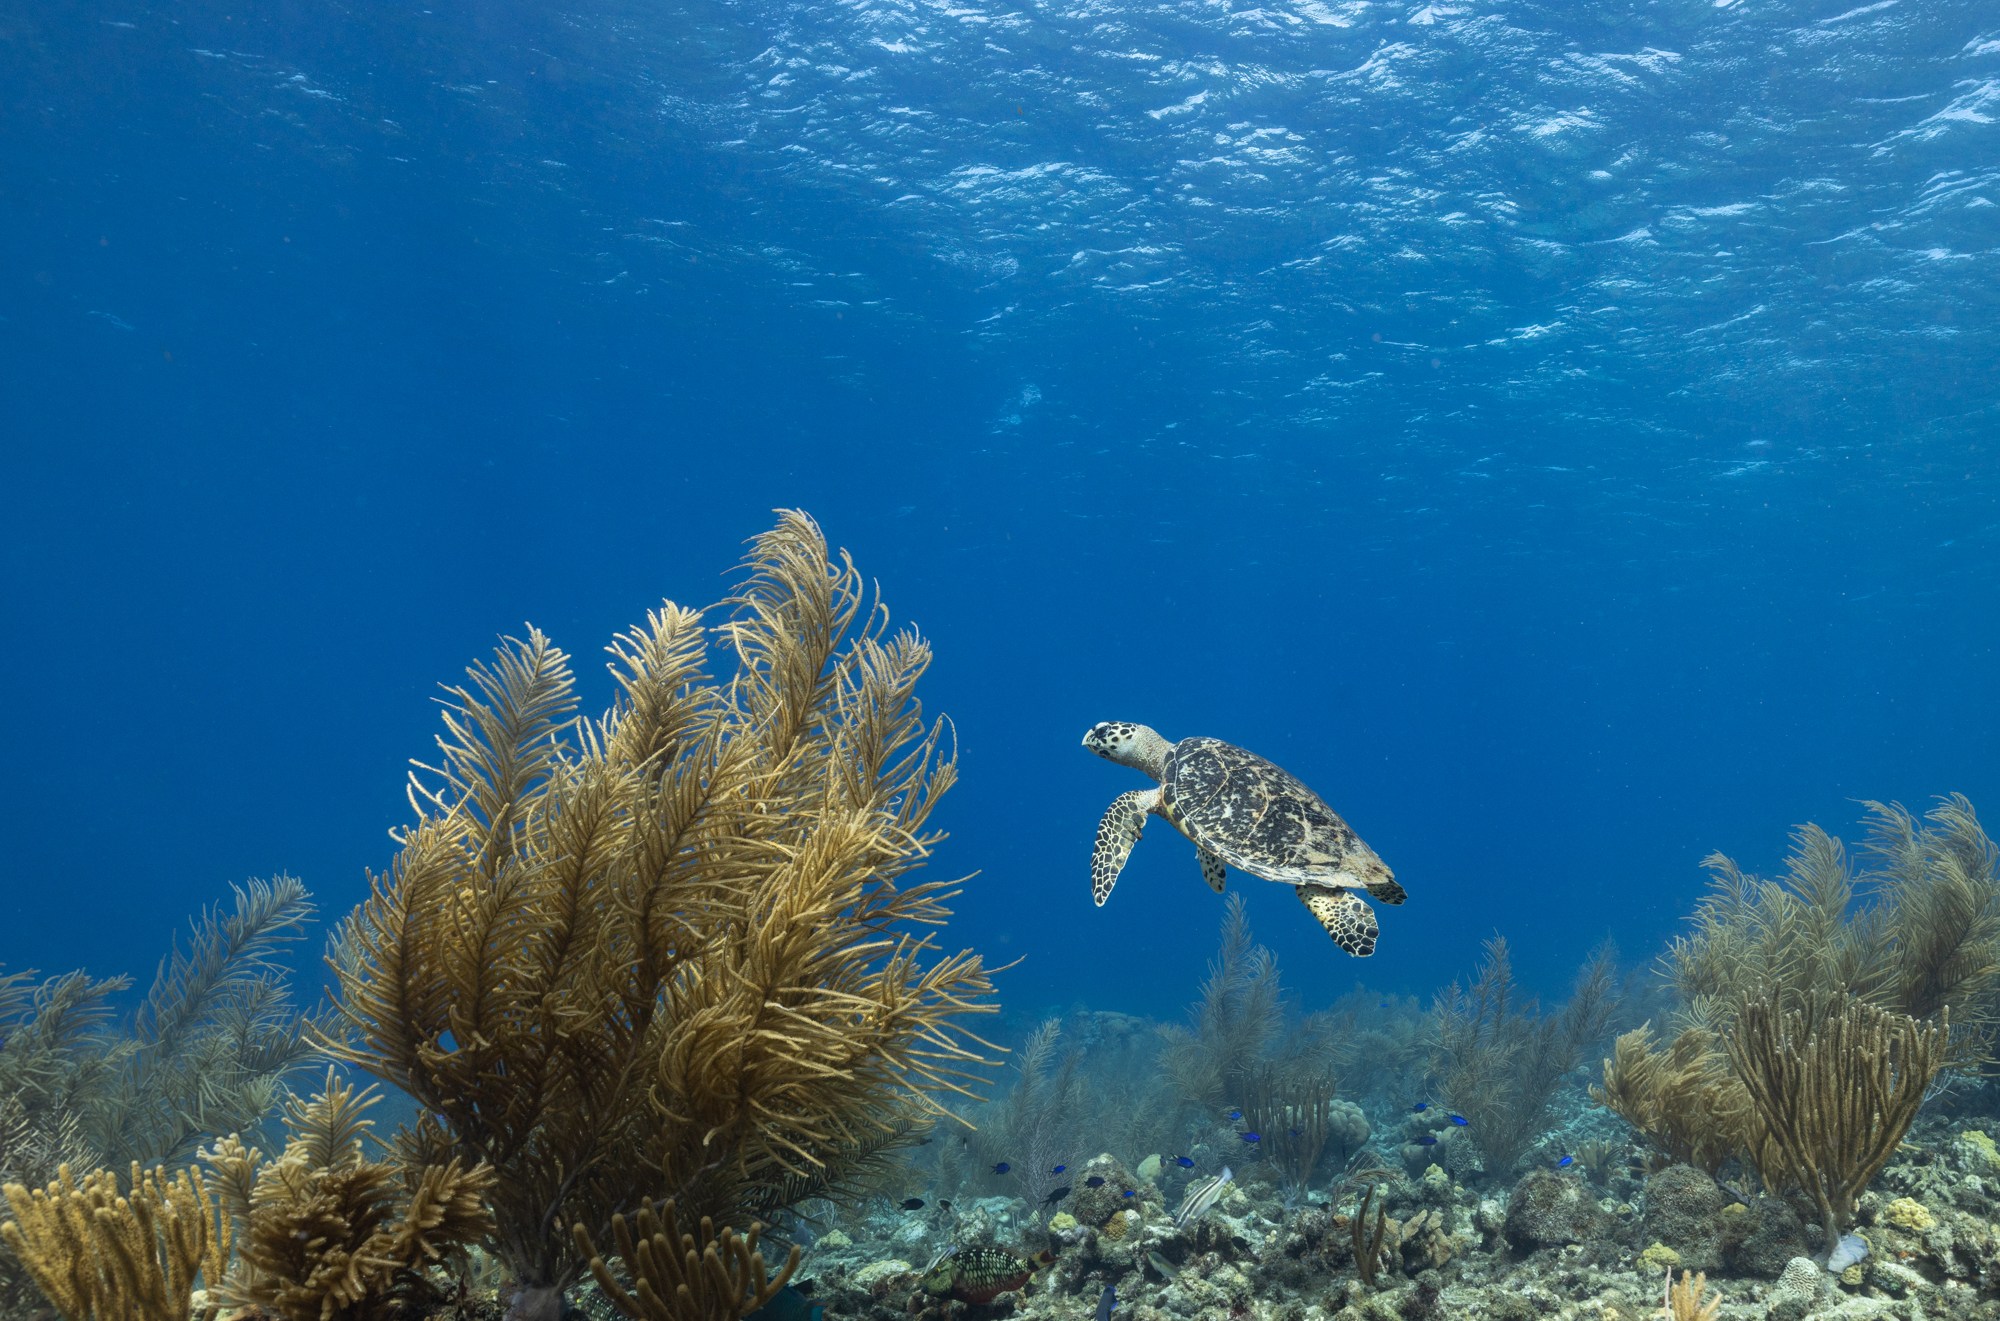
1198, 846, 1227, 894
1297, 885, 1379, 957
1092, 789, 1155, 905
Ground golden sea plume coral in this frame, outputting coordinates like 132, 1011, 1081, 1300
1654, 1269, 1721, 1321
0, 1161, 228, 1321
201, 1070, 495, 1321
1593, 1024, 1751, 1175
324, 511, 1000, 1301
1665, 797, 2000, 1058
572, 1198, 797, 1321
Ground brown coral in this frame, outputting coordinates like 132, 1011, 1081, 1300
1593, 1025, 1751, 1175
201, 1070, 494, 1321
324, 512, 999, 1299
1726, 995, 1945, 1237
573, 1198, 797, 1321
0, 1161, 228, 1321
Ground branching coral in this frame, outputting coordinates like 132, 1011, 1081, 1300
1431, 938, 1619, 1175
1666, 798, 2000, 1056
1592, 1025, 1750, 1175
573, 1198, 798, 1321
85, 876, 327, 1171
1725, 995, 1945, 1237
1655, 1269, 1721, 1321
324, 512, 999, 1302
202, 1070, 495, 1321
1159, 895, 1285, 1119
971, 1019, 1082, 1211
0, 1161, 228, 1321
1240, 1066, 1361, 1199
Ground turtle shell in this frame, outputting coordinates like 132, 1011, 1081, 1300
1161, 736, 1391, 888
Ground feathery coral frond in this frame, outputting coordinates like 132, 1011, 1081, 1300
325, 512, 998, 1295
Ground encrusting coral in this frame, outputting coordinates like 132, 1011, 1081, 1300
200, 1069, 495, 1321
0, 1160, 228, 1321
322, 511, 999, 1309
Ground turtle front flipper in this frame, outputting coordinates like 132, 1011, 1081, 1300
1297, 885, 1379, 957
1198, 846, 1227, 894
1092, 789, 1159, 906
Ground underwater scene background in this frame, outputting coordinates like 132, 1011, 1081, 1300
2, 0, 1998, 1319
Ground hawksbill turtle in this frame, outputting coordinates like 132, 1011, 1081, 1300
1081, 721, 1404, 956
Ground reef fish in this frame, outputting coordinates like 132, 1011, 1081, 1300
1173, 1166, 1233, 1228
1146, 1250, 1182, 1282
1172, 1155, 1196, 1169
1239, 1132, 1261, 1144
1448, 1114, 1469, 1126
902, 1198, 926, 1210
922, 1246, 1055, 1304
1084, 1176, 1106, 1188
1044, 1185, 1071, 1205
745, 1286, 823, 1321
1096, 1285, 1116, 1321
992, 1162, 1011, 1174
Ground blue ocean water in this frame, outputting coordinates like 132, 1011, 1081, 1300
1, 0, 1996, 1023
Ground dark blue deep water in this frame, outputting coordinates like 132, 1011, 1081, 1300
2, 0, 1997, 1020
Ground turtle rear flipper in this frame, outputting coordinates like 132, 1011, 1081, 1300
1365, 877, 1406, 906
1198, 846, 1227, 894
1297, 885, 1379, 957
1092, 789, 1158, 906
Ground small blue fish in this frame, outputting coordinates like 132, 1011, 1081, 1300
1289, 1127, 1302, 1138
1172, 1155, 1195, 1169
1415, 1135, 1438, 1146
1095, 1285, 1116, 1321
1122, 1189, 1136, 1197
1085, 1176, 1106, 1188
1448, 1114, 1469, 1126
1411, 1102, 1429, 1112
992, 1162, 1010, 1174
1378, 1000, 1391, 1008
1239, 1132, 1261, 1144
1052, 1164, 1066, 1175
1226, 1110, 1242, 1122
1557, 1155, 1574, 1168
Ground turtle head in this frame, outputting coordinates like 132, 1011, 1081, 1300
1082, 721, 1172, 779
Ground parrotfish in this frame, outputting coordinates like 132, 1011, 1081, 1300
921, 1246, 1055, 1304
